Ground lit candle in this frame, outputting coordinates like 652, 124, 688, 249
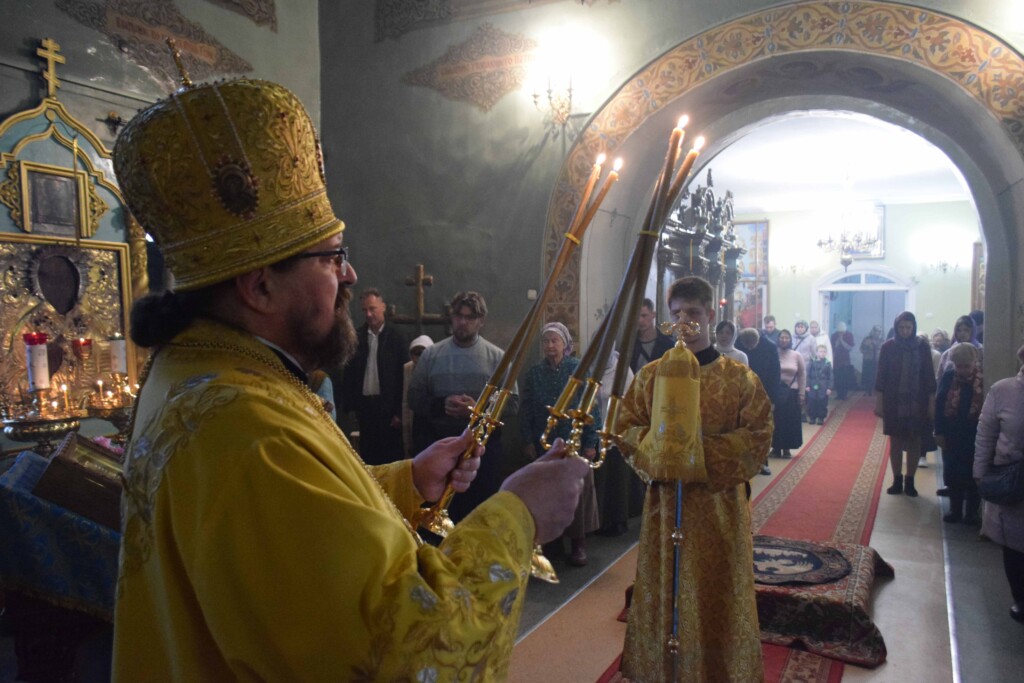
72, 337, 93, 359
109, 334, 128, 374
573, 157, 623, 235
97, 379, 104, 403
23, 332, 50, 391
665, 136, 706, 214
61, 383, 69, 412
568, 153, 606, 236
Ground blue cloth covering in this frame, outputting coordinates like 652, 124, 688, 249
0, 451, 120, 621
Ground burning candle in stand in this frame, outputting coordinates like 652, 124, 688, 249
96, 379, 104, 406
60, 383, 69, 413
23, 332, 50, 392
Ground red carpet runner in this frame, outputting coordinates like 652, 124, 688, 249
599, 395, 888, 683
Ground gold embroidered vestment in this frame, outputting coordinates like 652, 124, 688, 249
113, 320, 534, 681
618, 355, 773, 682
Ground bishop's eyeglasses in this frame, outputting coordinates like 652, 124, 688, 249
296, 246, 349, 275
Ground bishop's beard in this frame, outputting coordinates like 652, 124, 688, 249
291, 286, 357, 372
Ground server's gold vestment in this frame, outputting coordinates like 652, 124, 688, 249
619, 355, 772, 682
113, 320, 534, 681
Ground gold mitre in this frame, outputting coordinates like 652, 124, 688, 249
114, 78, 344, 291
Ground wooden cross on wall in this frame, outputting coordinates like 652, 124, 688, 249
388, 264, 451, 336
37, 38, 66, 99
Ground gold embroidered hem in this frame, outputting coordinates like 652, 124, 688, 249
617, 356, 772, 683
114, 320, 535, 681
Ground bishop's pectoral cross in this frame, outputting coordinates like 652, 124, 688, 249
388, 264, 451, 336
37, 38, 66, 99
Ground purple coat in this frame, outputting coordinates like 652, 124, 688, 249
974, 371, 1024, 552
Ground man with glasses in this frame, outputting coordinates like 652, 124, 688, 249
111, 77, 587, 681
408, 291, 519, 522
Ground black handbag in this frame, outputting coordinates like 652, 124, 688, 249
979, 459, 1024, 506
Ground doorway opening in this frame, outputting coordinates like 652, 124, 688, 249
816, 268, 912, 372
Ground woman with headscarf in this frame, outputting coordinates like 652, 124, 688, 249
771, 329, 806, 458
974, 342, 1024, 622
936, 315, 984, 379
520, 322, 600, 565
931, 328, 952, 355
935, 343, 983, 523
875, 312, 937, 497
860, 325, 883, 395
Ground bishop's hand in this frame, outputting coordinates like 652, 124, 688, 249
411, 429, 482, 502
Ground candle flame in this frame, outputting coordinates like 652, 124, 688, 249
595, 153, 607, 165
612, 157, 624, 171
693, 136, 706, 151
677, 115, 689, 129
61, 384, 67, 392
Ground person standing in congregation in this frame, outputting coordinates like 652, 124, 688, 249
617, 276, 773, 682
407, 291, 519, 522
792, 320, 816, 422
520, 322, 600, 566
809, 320, 833, 364
594, 346, 635, 536
860, 325, 883, 396
714, 320, 748, 365
875, 312, 936, 497
761, 314, 780, 345
931, 328, 952, 355
934, 343, 983, 524
771, 329, 806, 458
341, 288, 407, 464
110, 76, 589, 680
630, 297, 675, 373
937, 314, 984, 379
805, 344, 833, 426
401, 334, 433, 457
831, 322, 856, 400
736, 327, 780, 476
974, 342, 1024, 622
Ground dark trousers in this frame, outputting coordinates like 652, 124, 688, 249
356, 396, 403, 466
1004, 545, 1024, 604
946, 482, 980, 520
834, 365, 855, 399
807, 396, 829, 420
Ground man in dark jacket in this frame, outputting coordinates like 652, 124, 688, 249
737, 327, 781, 475
630, 298, 676, 373
341, 288, 407, 464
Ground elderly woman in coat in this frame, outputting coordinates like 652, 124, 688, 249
974, 342, 1024, 622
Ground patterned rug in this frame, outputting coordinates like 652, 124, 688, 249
753, 536, 851, 586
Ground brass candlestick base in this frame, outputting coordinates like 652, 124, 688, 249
530, 544, 559, 584
3, 414, 82, 457
418, 508, 455, 538
86, 404, 132, 445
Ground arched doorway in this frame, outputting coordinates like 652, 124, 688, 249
545, 0, 1024, 382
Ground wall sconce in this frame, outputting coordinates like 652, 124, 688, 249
533, 77, 573, 128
